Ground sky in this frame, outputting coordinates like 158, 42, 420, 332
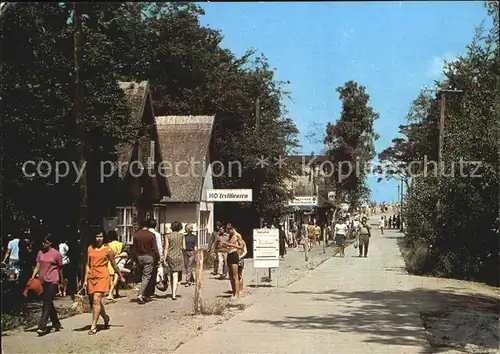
198, 1, 490, 202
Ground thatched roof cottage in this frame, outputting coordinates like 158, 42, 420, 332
156, 115, 215, 247
108, 81, 171, 244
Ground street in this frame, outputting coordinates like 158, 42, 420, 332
175, 215, 498, 353
2, 2, 499, 353
176, 215, 432, 353
5, 214, 498, 353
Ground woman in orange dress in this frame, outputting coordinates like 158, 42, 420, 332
83, 232, 123, 335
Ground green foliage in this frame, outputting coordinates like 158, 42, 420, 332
378, 92, 440, 184
324, 81, 379, 206
1, 3, 299, 234
382, 2, 499, 285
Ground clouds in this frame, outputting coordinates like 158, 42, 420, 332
426, 52, 457, 79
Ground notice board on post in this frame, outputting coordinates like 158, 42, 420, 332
253, 228, 279, 269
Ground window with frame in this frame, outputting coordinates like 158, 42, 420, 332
116, 207, 134, 245
152, 204, 167, 233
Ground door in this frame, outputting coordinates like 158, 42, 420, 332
199, 210, 210, 247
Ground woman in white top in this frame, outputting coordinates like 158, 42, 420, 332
334, 218, 348, 257
58, 240, 70, 297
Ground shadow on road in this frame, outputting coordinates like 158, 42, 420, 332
246, 287, 499, 352
383, 236, 403, 240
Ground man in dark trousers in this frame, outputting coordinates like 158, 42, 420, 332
208, 221, 223, 275
278, 223, 288, 259
133, 219, 160, 304
357, 217, 372, 258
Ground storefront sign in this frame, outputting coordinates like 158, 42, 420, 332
253, 228, 279, 268
288, 196, 319, 206
206, 189, 253, 202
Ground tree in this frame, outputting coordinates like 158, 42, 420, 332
125, 4, 300, 222
1, 3, 299, 239
377, 92, 440, 187
324, 81, 379, 207
379, 1, 499, 285
1, 4, 139, 235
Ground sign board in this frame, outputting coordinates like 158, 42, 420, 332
102, 217, 117, 233
253, 228, 279, 268
206, 189, 253, 202
288, 196, 319, 206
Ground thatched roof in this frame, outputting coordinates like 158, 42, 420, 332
115, 81, 152, 166
156, 116, 215, 203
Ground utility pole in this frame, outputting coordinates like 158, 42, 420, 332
397, 183, 400, 212
400, 178, 404, 232
73, 3, 89, 281
255, 98, 261, 131
254, 97, 271, 281
422, 86, 463, 210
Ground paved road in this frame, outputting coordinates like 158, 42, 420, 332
176, 216, 434, 353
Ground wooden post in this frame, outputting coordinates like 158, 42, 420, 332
194, 248, 204, 313
438, 92, 446, 179
437, 91, 446, 212
400, 179, 404, 232
255, 98, 261, 130
322, 224, 326, 253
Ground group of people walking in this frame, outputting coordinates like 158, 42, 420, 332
379, 214, 401, 234
2, 232, 82, 334
7, 217, 252, 337
7, 212, 386, 338
332, 215, 372, 257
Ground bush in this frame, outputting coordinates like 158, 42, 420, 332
2, 312, 39, 332
405, 240, 430, 275
203, 250, 214, 269
196, 299, 226, 316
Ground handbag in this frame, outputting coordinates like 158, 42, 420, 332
74, 287, 87, 313
156, 264, 169, 292
353, 239, 359, 248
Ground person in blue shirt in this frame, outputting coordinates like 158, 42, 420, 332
183, 224, 197, 286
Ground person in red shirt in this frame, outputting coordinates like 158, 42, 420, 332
30, 234, 63, 336
133, 219, 160, 304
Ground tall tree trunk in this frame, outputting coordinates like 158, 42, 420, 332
73, 3, 89, 282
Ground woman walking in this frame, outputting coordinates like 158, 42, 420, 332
31, 234, 63, 336
83, 232, 123, 335
183, 224, 197, 286
306, 221, 316, 251
106, 230, 123, 300
334, 218, 348, 257
163, 221, 184, 300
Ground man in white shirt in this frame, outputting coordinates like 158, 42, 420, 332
59, 240, 70, 266
148, 219, 163, 260
2, 234, 20, 266
58, 239, 70, 297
